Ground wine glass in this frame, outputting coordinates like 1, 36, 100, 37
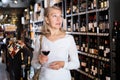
41, 50, 50, 56
41, 44, 50, 56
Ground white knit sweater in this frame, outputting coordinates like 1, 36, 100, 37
32, 34, 80, 80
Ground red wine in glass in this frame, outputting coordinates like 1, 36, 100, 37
42, 51, 50, 56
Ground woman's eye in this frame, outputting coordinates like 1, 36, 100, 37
52, 15, 57, 17
51, 14, 62, 18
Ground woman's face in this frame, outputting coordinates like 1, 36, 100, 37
46, 8, 63, 30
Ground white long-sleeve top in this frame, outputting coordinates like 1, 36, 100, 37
32, 34, 80, 80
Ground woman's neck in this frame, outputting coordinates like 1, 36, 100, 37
45, 27, 66, 38
51, 30, 61, 36
46, 28, 66, 41
49, 28, 61, 36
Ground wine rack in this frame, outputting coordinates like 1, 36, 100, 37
21, 0, 44, 49
64, 0, 120, 80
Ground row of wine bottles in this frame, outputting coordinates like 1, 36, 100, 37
66, 0, 109, 14
79, 54, 110, 80
66, 11, 109, 33
74, 35, 110, 58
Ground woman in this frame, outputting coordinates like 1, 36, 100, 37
32, 6, 80, 80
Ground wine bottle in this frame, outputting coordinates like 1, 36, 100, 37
99, 37, 104, 57
99, 61, 111, 80
67, 18, 72, 32
99, 15, 105, 33
99, 61, 105, 80
99, 10, 109, 33
88, 16, 94, 32
89, 37, 98, 54
104, 62, 111, 80
73, 16, 79, 32
112, 21, 118, 37
88, 14, 97, 33
72, 1, 78, 14
79, 0, 86, 12
26, 56, 31, 80
104, 0, 109, 8
66, 1, 71, 15
90, 59, 98, 77
85, 57, 89, 73
81, 36, 88, 52
89, 0, 96, 10
114, 21, 120, 36
88, 1, 92, 10
80, 55, 87, 72
104, 37, 110, 58
93, 0, 97, 9
89, 38, 94, 54
100, 0, 104, 9
80, 18, 86, 32
93, 15, 97, 33
74, 34, 80, 50
104, 14, 109, 33
90, 59, 94, 75
20, 52, 26, 80
66, 7, 71, 15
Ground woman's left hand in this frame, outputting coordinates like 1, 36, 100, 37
48, 61, 64, 70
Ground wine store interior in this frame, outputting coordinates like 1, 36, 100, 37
0, 0, 120, 80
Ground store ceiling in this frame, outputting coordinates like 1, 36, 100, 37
0, 8, 24, 24
0, 0, 36, 24
0, 0, 31, 24
0, 0, 30, 8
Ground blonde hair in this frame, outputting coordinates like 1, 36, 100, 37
41, 6, 65, 36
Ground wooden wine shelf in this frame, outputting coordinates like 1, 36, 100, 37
78, 51, 110, 62
34, 21, 43, 25
66, 32, 109, 36
66, 7, 109, 17
76, 69, 99, 80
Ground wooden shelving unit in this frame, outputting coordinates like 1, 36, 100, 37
63, 0, 120, 80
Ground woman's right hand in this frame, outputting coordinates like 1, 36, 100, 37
39, 54, 48, 64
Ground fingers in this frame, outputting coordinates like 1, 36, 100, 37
49, 63, 60, 70
49, 61, 64, 70
39, 54, 48, 64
